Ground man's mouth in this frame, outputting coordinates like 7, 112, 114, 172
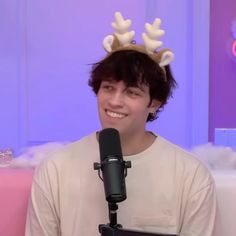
105, 109, 127, 118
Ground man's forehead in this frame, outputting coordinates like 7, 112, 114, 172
103, 79, 149, 88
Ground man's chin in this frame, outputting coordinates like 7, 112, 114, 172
101, 124, 122, 133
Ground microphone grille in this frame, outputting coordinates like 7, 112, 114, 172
99, 128, 122, 161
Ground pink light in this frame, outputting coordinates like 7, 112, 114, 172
232, 40, 236, 57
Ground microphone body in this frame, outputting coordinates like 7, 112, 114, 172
99, 128, 127, 203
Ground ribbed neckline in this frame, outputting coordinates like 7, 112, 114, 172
123, 134, 160, 161
93, 131, 161, 161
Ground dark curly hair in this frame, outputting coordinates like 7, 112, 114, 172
88, 50, 177, 122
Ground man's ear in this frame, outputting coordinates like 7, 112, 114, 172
149, 99, 162, 113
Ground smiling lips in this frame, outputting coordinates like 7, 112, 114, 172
106, 109, 127, 118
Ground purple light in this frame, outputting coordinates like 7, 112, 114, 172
231, 20, 236, 38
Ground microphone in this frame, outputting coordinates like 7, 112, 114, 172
98, 128, 130, 203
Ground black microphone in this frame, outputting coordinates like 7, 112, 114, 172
98, 128, 128, 203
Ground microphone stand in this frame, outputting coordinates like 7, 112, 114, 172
98, 202, 123, 235
94, 160, 177, 236
94, 160, 130, 235
107, 202, 120, 228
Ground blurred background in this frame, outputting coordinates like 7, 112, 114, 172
0, 0, 236, 156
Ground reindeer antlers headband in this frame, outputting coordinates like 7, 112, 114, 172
103, 12, 174, 67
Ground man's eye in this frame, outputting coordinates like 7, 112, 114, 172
102, 85, 113, 90
126, 89, 140, 96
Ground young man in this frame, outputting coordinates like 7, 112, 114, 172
25, 12, 220, 236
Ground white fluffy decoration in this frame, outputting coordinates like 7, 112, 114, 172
2, 142, 236, 170
192, 143, 236, 170
7, 142, 68, 168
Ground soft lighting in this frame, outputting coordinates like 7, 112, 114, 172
231, 20, 236, 57
232, 40, 236, 57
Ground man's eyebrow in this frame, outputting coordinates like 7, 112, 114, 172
102, 80, 116, 84
128, 84, 147, 92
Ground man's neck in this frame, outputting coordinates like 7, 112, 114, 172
120, 131, 156, 156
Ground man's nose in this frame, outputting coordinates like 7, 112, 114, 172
108, 92, 124, 107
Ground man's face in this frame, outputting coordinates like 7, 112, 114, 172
97, 80, 160, 138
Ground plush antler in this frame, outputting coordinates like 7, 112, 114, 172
142, 18, 174, 66
103, 12, 135, 52
142, 18, 164, 53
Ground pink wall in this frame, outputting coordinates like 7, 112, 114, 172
209, 0, 236, 142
